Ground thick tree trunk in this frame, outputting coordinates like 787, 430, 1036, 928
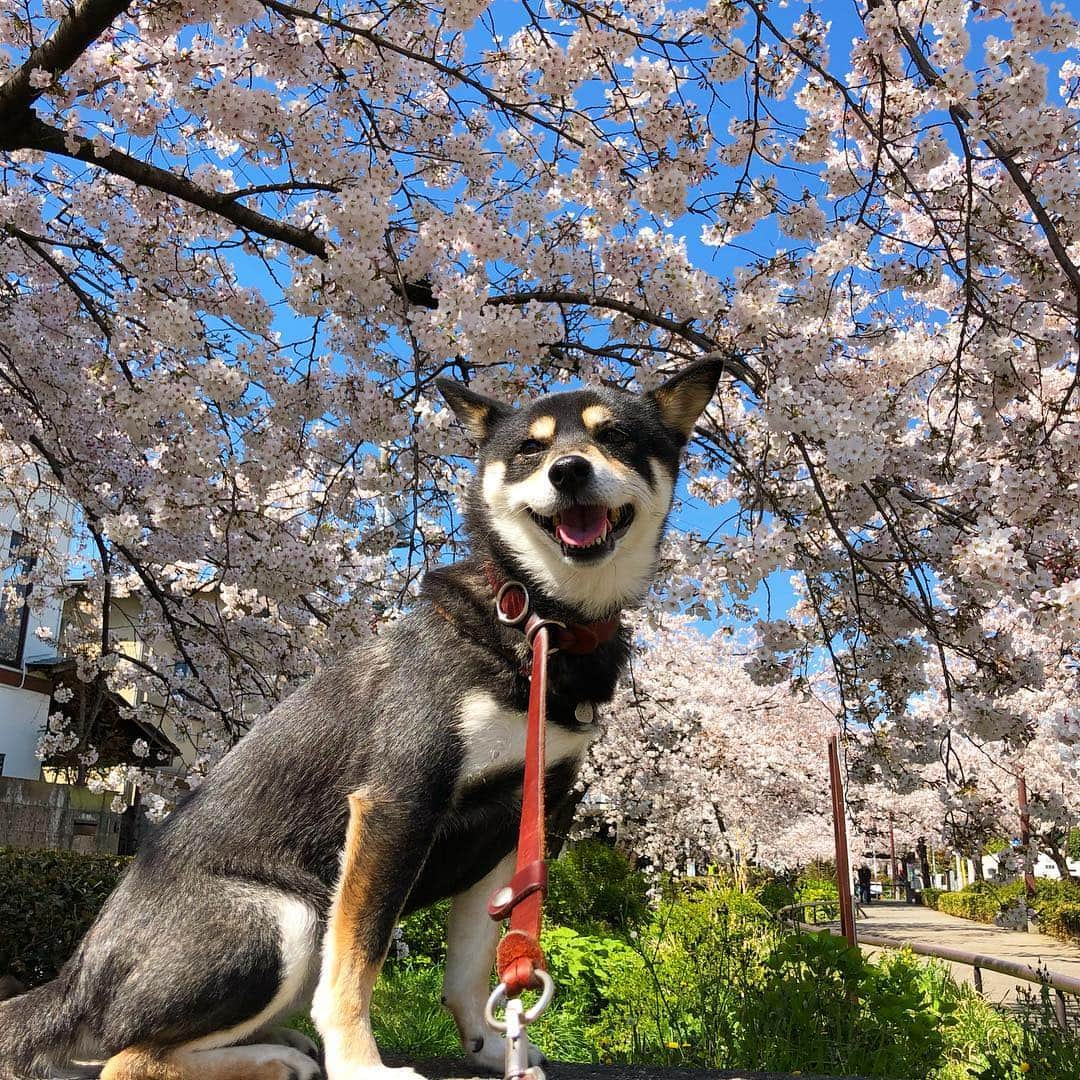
917, 836, 932, 887
1046, 844, 1078, 883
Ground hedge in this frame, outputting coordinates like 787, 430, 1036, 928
0, 846, 129, 986
921, 877, 1080, 947
3, 840, 646, 985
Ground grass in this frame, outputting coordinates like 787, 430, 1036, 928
285, 953, 1080, 1080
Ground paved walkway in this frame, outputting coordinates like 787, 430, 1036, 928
854, 900, 1080, 1005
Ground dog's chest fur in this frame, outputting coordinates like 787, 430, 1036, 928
456, 690, 599, 790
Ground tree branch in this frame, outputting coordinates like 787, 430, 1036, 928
261, 0, 586, 148
0, 0, 131, 135
892, 23, 1080, 298
9, 115, 330, 259
483, 288, 760, 391
6, 223, 112, 340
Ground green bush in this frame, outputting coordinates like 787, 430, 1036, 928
742, 933, 956, 1078
926, 878, 1080, 945
0, 846, 128, 986
592, 887, 770, 1066
583, 898, 963, 1078
545, 840, 649, 933
752, 875, 797, 914
392, 899, 450, 965
936, 889, 1001, 923
540, 925, 642, 1017
1043, 901, 1080, 940
795, 875, 840, 920
973, 985, 1080, 1080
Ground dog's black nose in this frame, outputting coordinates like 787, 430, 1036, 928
548, 455, 592, 492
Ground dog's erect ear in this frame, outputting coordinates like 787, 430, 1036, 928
650, 358, 724, 440
436, 378, 511, 444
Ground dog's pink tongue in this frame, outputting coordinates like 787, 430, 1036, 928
556, 505, 608, 547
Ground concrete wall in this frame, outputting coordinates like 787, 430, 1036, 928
0, 776, 125, 852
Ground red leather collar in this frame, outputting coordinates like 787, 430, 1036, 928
484, 563, 620, 655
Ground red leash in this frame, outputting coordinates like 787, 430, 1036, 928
490, 619, 551, 995
483, 572, 619, 995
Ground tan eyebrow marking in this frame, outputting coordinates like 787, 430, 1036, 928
528, 415, 556, 440
582, 404, 614, 431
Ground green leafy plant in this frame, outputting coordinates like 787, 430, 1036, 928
739, 933, 956, 1078
973, 986, 1080, 1080
540, 926, 641, 1016
545, 840, 649, 933
0, 846, 128, 985
752, 875, 797, 914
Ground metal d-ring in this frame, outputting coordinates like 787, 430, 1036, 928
524, 618, 566, 656
484, 969, 555, 1031
495, 580, 530, 626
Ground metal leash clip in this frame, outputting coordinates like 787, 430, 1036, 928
484, 970, 554, 1080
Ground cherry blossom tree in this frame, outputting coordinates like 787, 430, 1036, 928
1, 0, 1077, 809
576, 621, 838, 871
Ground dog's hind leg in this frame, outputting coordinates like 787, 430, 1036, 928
311, 790, 436, 1080
246, 1024, 321, 1062
100, 1042, 321, 1080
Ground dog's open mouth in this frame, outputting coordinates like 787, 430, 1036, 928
528, 504, 635, 559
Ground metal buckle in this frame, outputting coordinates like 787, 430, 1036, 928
495, 580, 530, 626
484, 969, 555, 1030
524, 618, 566, 656
485, 971, 554, 1080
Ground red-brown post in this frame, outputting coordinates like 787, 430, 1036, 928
889, 814, 898, 887
828, 735, 857, 946
1017, 770, 1036, 901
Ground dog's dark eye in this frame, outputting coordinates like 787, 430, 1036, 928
518, 439, 546, 456
597, 426, 631, 448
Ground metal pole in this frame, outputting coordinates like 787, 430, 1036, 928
1017, 771, 1036, 901
1054, 988, 1068, 1031
828, 735, 856, 946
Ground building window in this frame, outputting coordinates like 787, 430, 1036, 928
0, 752, 6, 776
0, 531, 34, 668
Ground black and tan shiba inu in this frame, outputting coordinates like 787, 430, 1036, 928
0, 359, 722, 1080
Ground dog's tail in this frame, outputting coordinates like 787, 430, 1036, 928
0, 969, 86, 1079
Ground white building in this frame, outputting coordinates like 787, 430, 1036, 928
0, 479, 75, 780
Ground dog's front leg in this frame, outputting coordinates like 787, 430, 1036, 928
312, 789, 433, 1080
442, 851, 546, 1074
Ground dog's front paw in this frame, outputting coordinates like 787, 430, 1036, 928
240, 1045, 324, 1080
280, 1048, 325, 1080
466, 1033, 546, 1075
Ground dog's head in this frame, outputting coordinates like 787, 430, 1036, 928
437, 359, 722, 618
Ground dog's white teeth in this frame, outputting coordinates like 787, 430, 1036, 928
585, 523, 609, 548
